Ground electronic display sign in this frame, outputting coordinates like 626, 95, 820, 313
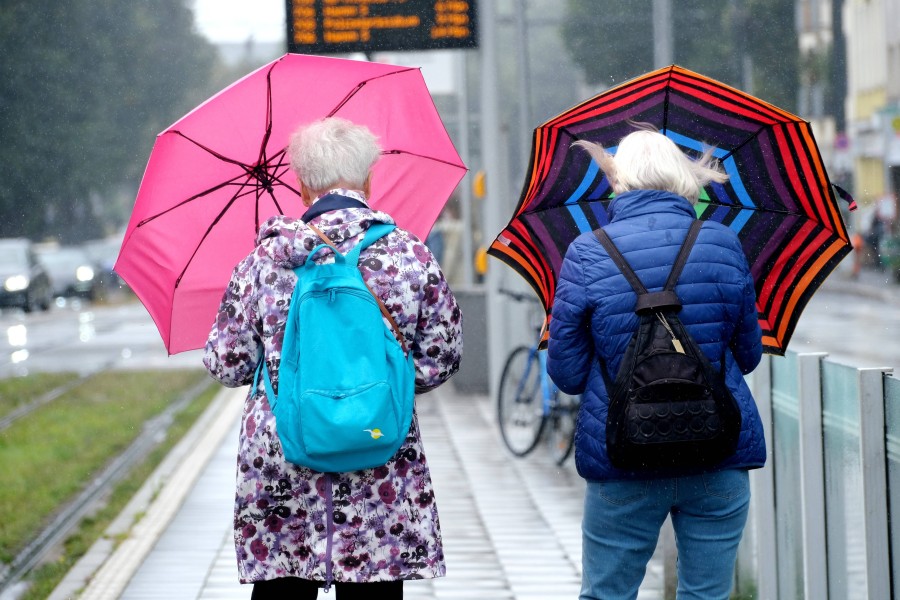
287, 0, 478, 54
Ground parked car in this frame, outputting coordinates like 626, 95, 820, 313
34, 245, 99, 300
83, 234, 127, 297
0, 238, 53, 312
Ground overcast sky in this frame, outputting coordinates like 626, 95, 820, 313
190, 1, 457, 95
193, 0, 286, 43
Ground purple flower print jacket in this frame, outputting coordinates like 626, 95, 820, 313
203, 194, 463, 586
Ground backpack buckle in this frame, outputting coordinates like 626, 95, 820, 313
634, 290, 681, 314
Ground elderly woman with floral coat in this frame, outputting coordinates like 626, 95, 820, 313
203, 117, 463, 599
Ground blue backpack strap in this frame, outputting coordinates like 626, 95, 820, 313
254, 353, 279, 409
345, 223, 396, 262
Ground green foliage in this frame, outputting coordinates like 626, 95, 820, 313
562, 0, 798, 113
0, 369, 209, 563
0, 1, 220, 243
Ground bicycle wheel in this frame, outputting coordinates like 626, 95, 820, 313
497, 346, 547, 456
547, 392, 579, 465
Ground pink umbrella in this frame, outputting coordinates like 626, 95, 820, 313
116, 53, 466, 354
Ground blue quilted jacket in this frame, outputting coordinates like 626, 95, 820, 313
547, 189, 766, 481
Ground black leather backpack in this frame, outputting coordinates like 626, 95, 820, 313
594, 221, 742, 471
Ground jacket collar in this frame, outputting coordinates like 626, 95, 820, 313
608, 190, 697, 223
301, 192, 368, 222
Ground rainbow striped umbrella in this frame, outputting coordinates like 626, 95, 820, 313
489, 65, 854, 355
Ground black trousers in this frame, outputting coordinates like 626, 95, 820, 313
251, 578, 403, 599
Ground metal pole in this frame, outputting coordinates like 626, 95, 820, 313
652, 0, 673, 67
479, 0, 509, 400
514, 0, 532, 177
798, 353, 829, 600
456, 50, 475, 286
750, 355, 778, 600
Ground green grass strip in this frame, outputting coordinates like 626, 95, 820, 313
20, 380, 219, 600
0, 373, 79, 421
0, 369, 209, 564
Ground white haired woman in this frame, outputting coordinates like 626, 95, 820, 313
204, 117, 463, 599
547, 128, 765, 599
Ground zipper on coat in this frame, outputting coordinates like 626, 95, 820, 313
324, 473, 334, 592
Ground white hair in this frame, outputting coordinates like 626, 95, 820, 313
288, 117, 381, 193
573, 127, 728, 204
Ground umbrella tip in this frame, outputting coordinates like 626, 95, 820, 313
832, 183, 858, 211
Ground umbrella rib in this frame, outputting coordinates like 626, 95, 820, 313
141, 135, 301, 230
170, 130, 251, 169
662, 65, 674, 134
174, 194, 242, 289
257, 61, 276, 166
381, 149, 464, 169
263, 148, 301, 215
137, 176, 248, 226
718, 124, 771, 162
327, 67, 419, 116
138, 172, 292, 228
168, 130, 297, 203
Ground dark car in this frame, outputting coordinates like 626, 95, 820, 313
0, 238, 53, 312
34, 245, 100, 301
83, 234, 127, 298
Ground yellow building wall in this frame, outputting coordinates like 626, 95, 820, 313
854, 89, 889, 120
855, 156, 886, 203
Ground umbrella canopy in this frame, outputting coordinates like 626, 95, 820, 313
489, 65, 853, 355
116, 53, 466, 354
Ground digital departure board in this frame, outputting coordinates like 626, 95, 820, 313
287, 0, 478, 53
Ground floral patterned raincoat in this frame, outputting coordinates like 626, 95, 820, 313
203, 191, 463, 586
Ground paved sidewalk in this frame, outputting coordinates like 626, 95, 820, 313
56, 383, 665, 599
824, 262, 900, 305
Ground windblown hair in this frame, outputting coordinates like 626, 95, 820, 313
573, 125, 728, 204
288, 117, 382, 193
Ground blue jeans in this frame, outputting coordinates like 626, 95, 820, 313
581, 469, 750, 600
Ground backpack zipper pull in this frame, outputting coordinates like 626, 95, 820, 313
655, 313, 685, 353
329, 289, 335, 303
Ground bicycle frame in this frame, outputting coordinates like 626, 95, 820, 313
514, 345, 558, 418
496, 288, 578, 464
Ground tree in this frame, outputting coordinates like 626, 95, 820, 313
561, 0, 799, 113
744, 0, 799, 113
0, 0, 219, 243
562, 1, 739, 88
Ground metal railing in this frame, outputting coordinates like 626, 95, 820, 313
735, 351, 898, 600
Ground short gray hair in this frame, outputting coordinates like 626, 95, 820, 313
573, 126, 728, 204
288, 117, 382, 192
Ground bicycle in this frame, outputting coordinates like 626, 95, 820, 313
496, 289, 579, 465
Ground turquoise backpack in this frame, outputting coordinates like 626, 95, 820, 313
255, 223, 415, 472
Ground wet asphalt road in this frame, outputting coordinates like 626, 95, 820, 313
2, 270, 899, 380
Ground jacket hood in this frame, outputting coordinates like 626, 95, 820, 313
254, 203, 397, 270
608, 190, 697, 223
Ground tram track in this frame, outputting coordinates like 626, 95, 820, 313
0, 373, 213, 595
0, 363, 114, 433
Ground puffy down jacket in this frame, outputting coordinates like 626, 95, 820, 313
547, 189, 766, 481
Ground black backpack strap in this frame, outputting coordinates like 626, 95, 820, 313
593, 228, 647, 294
663, 220, 703, 291
594, 220, 703, 314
